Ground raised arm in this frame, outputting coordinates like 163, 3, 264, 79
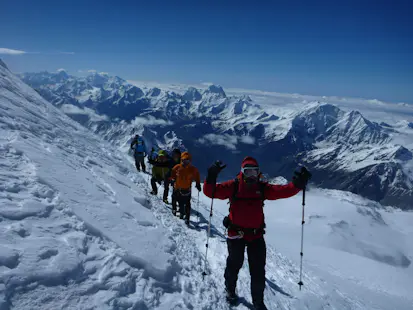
203, 179, 235, 200
264, 182, 300, 200
265, 167, 312, 200
203, 161, 231, 199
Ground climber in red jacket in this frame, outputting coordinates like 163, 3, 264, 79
203, 156, 311, 310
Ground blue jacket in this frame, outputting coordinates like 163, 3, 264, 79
131, 137, 147, 155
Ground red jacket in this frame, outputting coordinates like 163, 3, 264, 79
203, 175, 301, 241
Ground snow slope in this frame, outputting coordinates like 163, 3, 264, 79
3, 61, 413, 309
0, 60, 371, 310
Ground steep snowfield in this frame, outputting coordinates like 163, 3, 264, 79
2, 62, 413, 309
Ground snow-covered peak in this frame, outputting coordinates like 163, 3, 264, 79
291, 102, 343, 138
56, 69, 69, 80
86, 72, 109, 87
182, 87, 202, 101
326, 110, 390, 145
203, 84, 226, 98
147, 87, 161, 97
125, 85, 144, 98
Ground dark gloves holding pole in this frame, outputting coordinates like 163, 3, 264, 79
292, 167, 312, 189
196, 183, 202, 192
206, 160, 226, 184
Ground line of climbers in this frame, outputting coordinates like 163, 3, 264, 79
130, 134, 201, 225
131, 134, 312, 310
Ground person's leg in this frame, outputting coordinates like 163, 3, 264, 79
184, 195, 191, 224
150, 177, 158, 195
224, 238, 246, 296
171, 189, 177, 215
177, 192, 185, 219
134, 156, 140, 171
140, 156, 146, 172
163, 177, 169, 202
247, 237, 267, 308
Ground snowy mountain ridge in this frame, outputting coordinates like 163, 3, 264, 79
2, 60, 413, 309
19, 70, 413, 209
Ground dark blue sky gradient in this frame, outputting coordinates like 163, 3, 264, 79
1, 0, 412, 102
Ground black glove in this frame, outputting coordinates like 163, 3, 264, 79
292, 167, 312, 189
196, 183, 202, 192
206, 160, 226, 184
170, 179, 175, 187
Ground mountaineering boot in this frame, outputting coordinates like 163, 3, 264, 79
150, 191, 157, 195
172, 209, 176, 216
185, 218, 190, 225
225, 289, 238, 306
180, 214, 184, 219
163, 198, 169, 204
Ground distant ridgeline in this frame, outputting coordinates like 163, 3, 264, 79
20, 71, 413, 209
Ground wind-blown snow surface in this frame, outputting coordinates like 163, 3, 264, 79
2, 63, 413, 309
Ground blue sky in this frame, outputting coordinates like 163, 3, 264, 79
1, 0, 413, 103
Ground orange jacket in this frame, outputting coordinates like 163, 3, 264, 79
171, 152, 200, 189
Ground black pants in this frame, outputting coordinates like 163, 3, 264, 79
134, 155, 146, 172
172, 190, 191, 217
151, 176, 169, 200
224, 237, 266, 306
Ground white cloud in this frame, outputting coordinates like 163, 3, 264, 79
198, 134, 256, 150
198, 134, 238, 150
240, 135, 256, 144
0, 48, 75, 56
88, 70, 97, 73
99, 72, 109, 76
57, 68, 66, 72
132, 116, 173, 127
61, 104, 109, 122
0, 48, 26, 55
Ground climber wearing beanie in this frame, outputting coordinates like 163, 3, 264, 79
170, 151, 201, 224
203, 156, 311, 310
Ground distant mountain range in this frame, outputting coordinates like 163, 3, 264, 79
19, 70, 413, 209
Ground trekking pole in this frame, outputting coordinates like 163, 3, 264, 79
197, 191, 200, 224
202, 189, 215, 279
298, 186, 306, 290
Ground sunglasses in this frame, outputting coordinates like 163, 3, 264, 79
241, 166, 260, 177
